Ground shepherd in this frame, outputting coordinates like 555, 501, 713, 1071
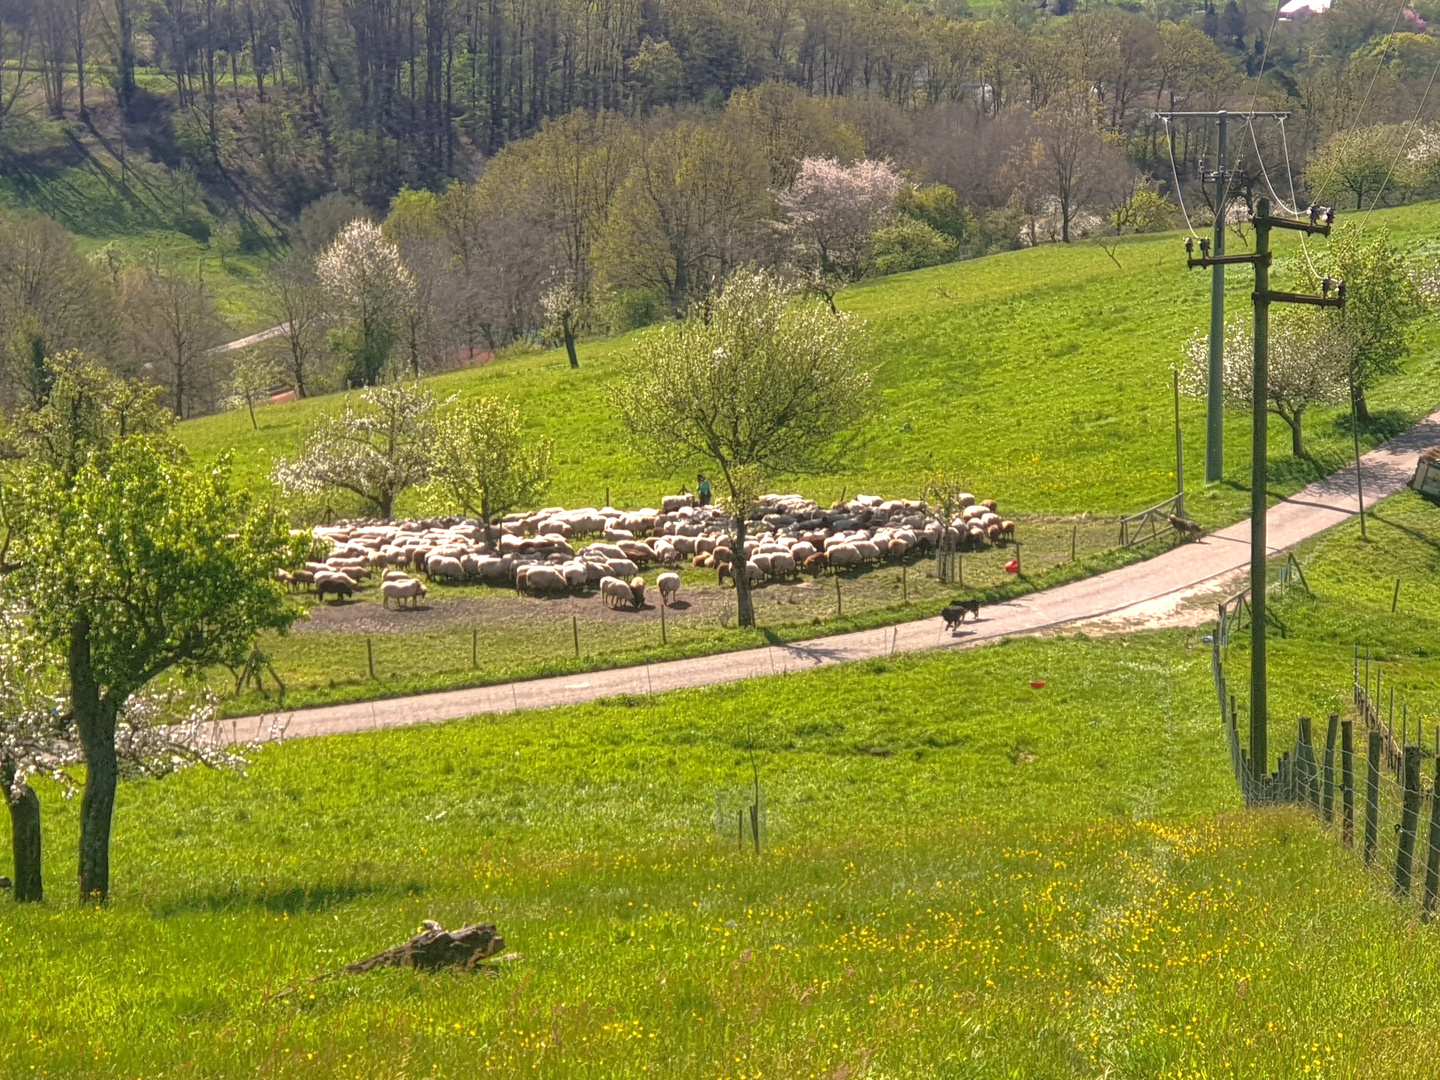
697, 473, 713, 507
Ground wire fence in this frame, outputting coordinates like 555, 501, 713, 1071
1213, 625, 1440, 918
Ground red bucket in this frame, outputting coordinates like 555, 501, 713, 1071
1004, 559, 1019, 574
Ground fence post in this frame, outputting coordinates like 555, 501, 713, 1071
1365, 730, 1382, 865
1423, 754, 1440, 920
902, 562, 908, 603
660, 600, 667, 645
472, 627, 478, 668
367, 637, 376, 680
1393, 576, 1402, 613
1396, 745, 1422, 896
1341, 720, 1355, 849
1322, 713, 1338, 823
1072, 524, 1077, 561
573, 615, 580, 659
835, 574, 842, 617
1297, 716, 1318, 810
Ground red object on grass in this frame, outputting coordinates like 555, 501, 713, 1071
1030, 680, 1046, 689
1004, 559, 1019, 574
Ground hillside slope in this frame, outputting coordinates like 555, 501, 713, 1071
179, 202, 1440, 524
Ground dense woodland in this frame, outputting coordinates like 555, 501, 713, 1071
3, 0, 1440, 416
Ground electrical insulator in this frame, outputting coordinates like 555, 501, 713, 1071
1185, 236, 1194, 257
1336, 281, 1347, 304
1200, 238, 1211, 258
1321, 276, 1333, 297
1308, 204, 1319, 224
1323, 207, 1335, 225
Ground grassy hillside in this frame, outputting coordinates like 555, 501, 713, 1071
179, 201, 1440, 525
6, 486, 1440, 1075
0, 121, 281, 334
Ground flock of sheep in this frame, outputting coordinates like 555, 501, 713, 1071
279, 491, 1014, 610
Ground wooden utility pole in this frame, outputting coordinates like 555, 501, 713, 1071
1157, 110, 1290, 483
1187, 197, 1341, 786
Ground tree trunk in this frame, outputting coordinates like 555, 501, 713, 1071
1278, 407, 1305, 457
71, 619, 119, 903
733, 517, 755, 628
563, 316, 578, 369
1352, 383, 1372, 425
2, 760, 42, 903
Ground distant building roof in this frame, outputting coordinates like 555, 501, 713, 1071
1280, 0, 1330, 14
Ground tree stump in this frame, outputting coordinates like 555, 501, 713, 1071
345, 921, 506, 973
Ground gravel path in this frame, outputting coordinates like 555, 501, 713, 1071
232, 410, 1440, 743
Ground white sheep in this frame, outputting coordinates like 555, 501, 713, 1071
519, 565, 567, 593
657, 572, 681, 606
600, 575, 634, 609
381, 578, 428, 608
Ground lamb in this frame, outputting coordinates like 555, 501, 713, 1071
600, 575, 634, 609
381, 578, 428, 608
657, 572, 681, 606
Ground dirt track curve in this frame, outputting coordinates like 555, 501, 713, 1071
231, 409, 1440, 743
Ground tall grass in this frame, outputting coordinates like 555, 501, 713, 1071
6, 490, 1440, 1075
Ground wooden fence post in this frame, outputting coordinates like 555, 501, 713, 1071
835, 575, 842, 616
1423, 754, 1440, 920
572, 615, 580, 659
1322, 713, 1338, 823
472, 627, 478, 668
367, 637, 376, 680
1341, 720, 1354, 849
1297, 716, 1319, 810
1396, 745, 1422, 896
660, 600, 667, 645
1365, 730, 1381, 865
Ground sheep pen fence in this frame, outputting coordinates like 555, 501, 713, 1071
1212, 628, 1440, 918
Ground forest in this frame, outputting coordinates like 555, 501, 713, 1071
3, 0, 1440, 416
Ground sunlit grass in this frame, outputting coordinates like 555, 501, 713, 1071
179, 200, 1440, 525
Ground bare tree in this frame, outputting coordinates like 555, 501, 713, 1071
264, 255, 330, 398
121, 255, 229, 417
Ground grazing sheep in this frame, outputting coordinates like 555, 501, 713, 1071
382, 569, 412, 582
628, 575, 647, 608
657, 572, 681, 606
426, 555, 465, 580
802, 552, 830, 575
316, 576, 355, 602
768, 552, 797, 579
520, 565, 568, 593
600, 575, 635, 609
381, 578, 428, 608
717, 563, 734, 587
291, 568, 316, 591
828, 543, 861, 568
999, 520, 1015, 541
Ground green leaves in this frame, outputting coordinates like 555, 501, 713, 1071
17, 436, 300, 697
615, 269, 874, 486
431, 396, 554, 526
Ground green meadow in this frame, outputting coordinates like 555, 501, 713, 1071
180, 202, 1440, 528
4, 490, 1440, 1077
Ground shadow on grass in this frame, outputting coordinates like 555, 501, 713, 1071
1368, 510, 1440, 556
152, 877, 427, 918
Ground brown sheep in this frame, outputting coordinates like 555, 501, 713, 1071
802, 551, 830, 575
629, 575, 647, 608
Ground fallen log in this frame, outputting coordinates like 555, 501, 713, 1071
345, 920, 506, 973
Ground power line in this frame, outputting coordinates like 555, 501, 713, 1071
1363, 46, 1440, 226
1161, 116, 1201, 238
